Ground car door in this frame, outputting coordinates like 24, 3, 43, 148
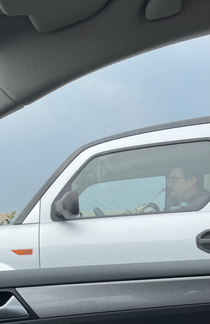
39, 123, 210, 269
1, 262, 210, 324
0, 203, 40, 271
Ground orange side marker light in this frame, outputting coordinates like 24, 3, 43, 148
12, 249, 33, 255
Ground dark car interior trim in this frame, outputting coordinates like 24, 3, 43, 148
5, 304, 210, 324
1, 262, 210, 322
0, 260, 210, 289
0, 0, 210, 119
15, 276, 210, 318
0, 288, 38, 323
0, 0, 109, 33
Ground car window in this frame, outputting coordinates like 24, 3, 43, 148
67, 141, 210, 218
0, 35, 209, 226
79, 176, 166, 217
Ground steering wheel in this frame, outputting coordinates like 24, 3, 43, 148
93, 207, 105, 217
133, 202, 160, 214
93, 203, 160, 217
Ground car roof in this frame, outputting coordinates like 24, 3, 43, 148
0, 0, 210, 119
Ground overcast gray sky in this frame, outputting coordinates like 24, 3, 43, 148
0, 35, 210, 215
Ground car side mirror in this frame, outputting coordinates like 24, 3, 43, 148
53, 191, 79, 220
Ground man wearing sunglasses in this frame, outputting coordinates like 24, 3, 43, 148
167, 160, 210, 211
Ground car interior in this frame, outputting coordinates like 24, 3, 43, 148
0, 0, 210, 118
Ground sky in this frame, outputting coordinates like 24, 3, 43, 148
0, 35, 210, 215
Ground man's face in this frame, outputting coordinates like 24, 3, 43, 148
167, 167, 196, 201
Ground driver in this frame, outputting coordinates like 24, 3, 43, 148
167, 160, 210, 210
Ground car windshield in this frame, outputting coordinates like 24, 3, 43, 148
0, 35, 210, 225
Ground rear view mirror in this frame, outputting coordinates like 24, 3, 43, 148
53, 191, 79, 220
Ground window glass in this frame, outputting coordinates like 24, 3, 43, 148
70, 141, 210, 217
0, 36, 209, 226
79, 177, 165, 217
